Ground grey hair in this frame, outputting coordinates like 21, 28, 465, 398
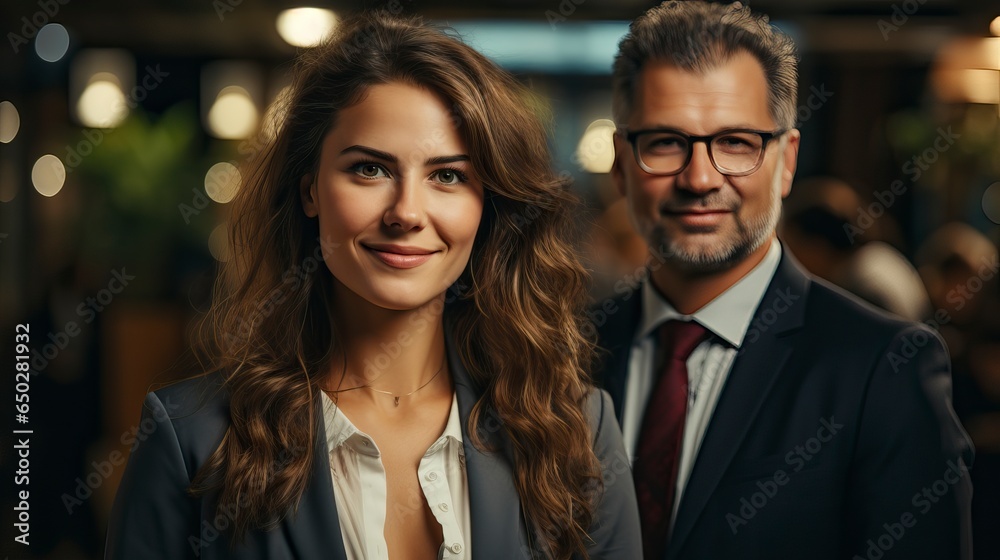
612, 0, 798, 129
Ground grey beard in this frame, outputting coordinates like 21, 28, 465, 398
650, 198, 780, 273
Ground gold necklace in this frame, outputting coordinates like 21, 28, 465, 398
323, 362, 445, 407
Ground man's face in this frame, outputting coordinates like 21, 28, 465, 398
612, 50, 799, 273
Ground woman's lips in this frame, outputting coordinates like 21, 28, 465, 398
364, 245, 437, 269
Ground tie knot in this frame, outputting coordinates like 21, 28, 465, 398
658, 320, 710, 362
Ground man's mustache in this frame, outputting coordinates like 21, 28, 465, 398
658, 194, 739, 215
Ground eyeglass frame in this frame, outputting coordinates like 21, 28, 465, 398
617, 127, 788, 177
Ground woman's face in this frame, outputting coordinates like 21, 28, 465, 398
301, 82, 484, 312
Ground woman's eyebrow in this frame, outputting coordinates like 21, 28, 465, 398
339, 145, 397, 162
425, 155, 470, 165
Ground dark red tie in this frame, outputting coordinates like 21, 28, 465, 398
634, 320, 710, 560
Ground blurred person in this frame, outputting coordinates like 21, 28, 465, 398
916, 223, 1000, 559
781, 176, 931, 321
595, 2, 973, 559
105, 12, 640, 560
780, 175, 865, 282
915, 223, 1000, 386
917, 222, 998, 330
841, 241, 932, 322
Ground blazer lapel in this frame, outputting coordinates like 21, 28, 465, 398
446, 330, 528, 557
596, 292, 642, 424
666, 250, 810, 559
282, 393, 348, 560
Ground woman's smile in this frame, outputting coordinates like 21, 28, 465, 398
362, 243, 440, 269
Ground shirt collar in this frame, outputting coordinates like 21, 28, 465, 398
637, 239, 782, 348
321, 390, 366, 453
425, 392, 464, 457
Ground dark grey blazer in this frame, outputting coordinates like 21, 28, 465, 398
104, 334, 641, 559
595, 248, 974, 560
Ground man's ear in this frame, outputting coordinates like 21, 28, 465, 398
779, 129, 800, 199
610, 133, 628, 197
300, 173, 318, 217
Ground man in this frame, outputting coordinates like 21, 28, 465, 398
596, 2, 974, 559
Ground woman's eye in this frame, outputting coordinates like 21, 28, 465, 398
433, 169, 465, 185
351, 163, 389, 179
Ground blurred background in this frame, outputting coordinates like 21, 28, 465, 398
1, 0, 998, 558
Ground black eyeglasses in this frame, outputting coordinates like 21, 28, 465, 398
620, 127, 787, 177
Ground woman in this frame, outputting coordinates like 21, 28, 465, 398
105, 11, 640, 560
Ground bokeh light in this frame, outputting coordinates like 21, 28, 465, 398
36, 23, 70, 62
276, 8, 337, 48
931, 37, 1000, 104
576, 119, 617, 173
77, 73, 128, 128
208, 222, 231, 262
983, 182, 1000, 225
204, 161, 241, 203
0, 101, 20, 143
31, 155, 66, 197
207, 86, 258, 139
260, 85, 293, 142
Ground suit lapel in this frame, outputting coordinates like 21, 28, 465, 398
446, 329, 528, 557
666, 251, 810, 559
282, 394, 348, 560
596, 292, 642, 424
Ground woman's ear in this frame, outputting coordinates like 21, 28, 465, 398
300, 173, 318, 217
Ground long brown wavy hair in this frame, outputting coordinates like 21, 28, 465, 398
189, 11, 601, 559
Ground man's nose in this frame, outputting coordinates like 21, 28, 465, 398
676, 141, 725, 194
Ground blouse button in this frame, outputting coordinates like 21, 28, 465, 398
438, 502, 449, 512
449, 543, 463, 553
425, 471, 439, 482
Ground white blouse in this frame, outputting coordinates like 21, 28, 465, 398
321, 391, 471, 559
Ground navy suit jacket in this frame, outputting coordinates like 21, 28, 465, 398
594, 248, 974, 560
105, 333, 641, 559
